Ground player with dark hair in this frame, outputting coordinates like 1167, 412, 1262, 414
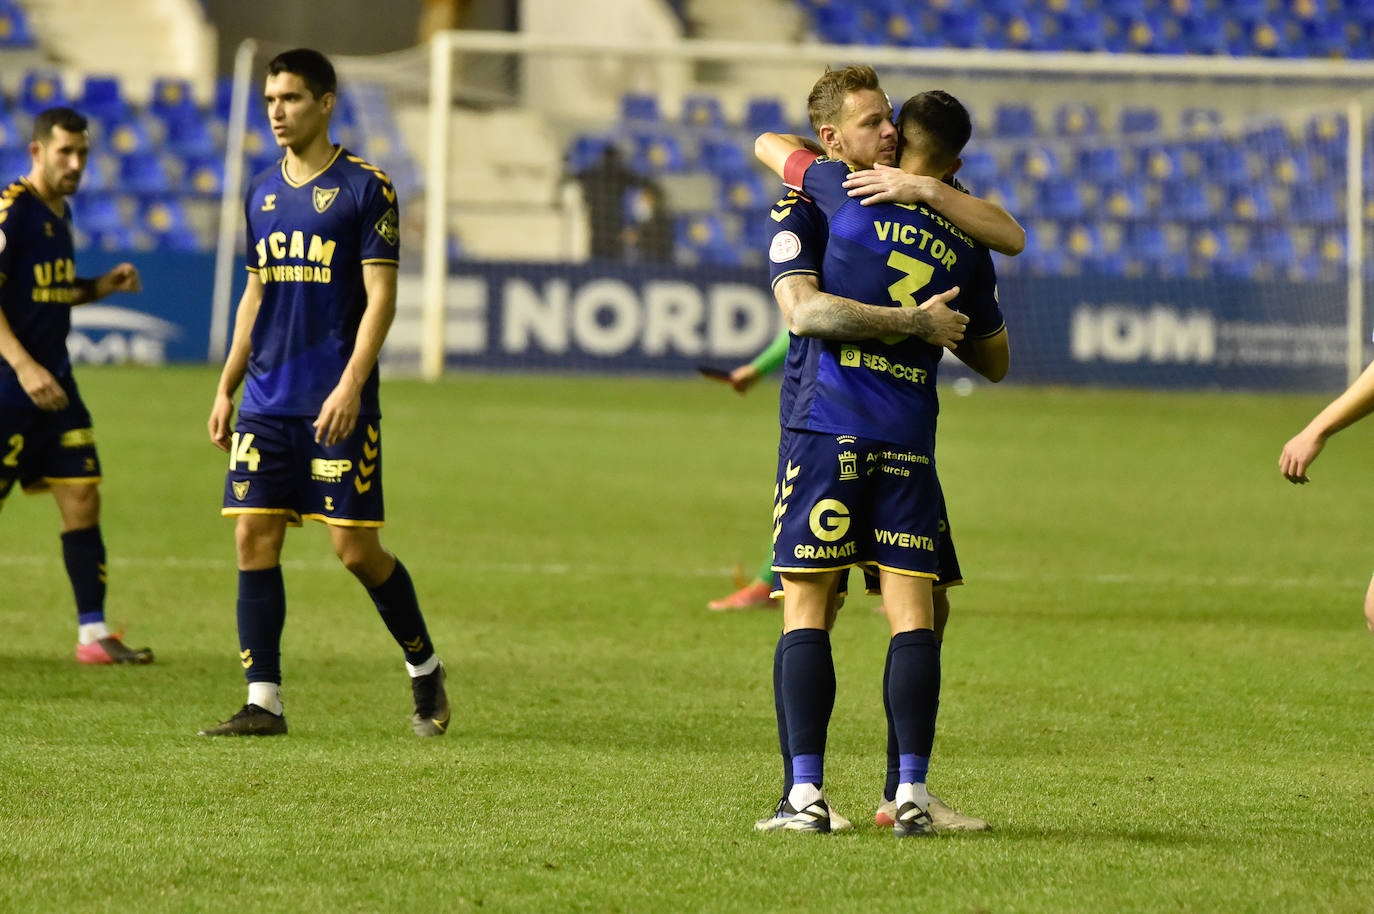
752, 85, 1010, 836
199, 48, 449, 737
0, 106, 150, 664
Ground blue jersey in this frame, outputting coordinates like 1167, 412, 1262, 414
242, 147, 399, 418
0, 178, 78, 408
782, 154, 1003, 451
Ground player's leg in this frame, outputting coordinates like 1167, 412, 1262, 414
880, 570, 941, 837
202, 415, 296, 736
707, 547, 774, 611
1365, 574, 1374, 632
329, 525, 449, 737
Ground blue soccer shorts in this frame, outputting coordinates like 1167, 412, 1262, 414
771, 427, 944, 580
221, 413, 385, 527
0, 376, 101, 501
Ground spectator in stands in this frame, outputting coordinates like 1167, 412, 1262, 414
574, 146, 646, 261
623, 183, 674, 264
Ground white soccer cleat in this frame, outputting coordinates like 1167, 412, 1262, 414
876, 794, 990, 832
755, 791, 853, 834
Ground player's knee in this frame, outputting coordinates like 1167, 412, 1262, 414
235, 519, 284, 567
56, 483, 100, 529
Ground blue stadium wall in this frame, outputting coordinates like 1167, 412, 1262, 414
86, 254, 1348, 393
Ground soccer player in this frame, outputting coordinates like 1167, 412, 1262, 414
199, 49, 449, 737
1279, 360, 1374, 631
0, 106, 151, 665
753, 83, 1010, 836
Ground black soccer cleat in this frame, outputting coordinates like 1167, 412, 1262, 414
198, 703, 288, 737
893, 800, 937, 838
410, 663, 450, 737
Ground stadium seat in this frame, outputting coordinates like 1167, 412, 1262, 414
0, 0, 32, 47
79, 151, 116, 193
1100, 180, 1147, 220
1139, 144, 1186, 181
1180, 107, 1222, 137
939, 9, 991, 48
620, 92, 661, 123
184, 157, 225, 197
680, 94, 725, 129
1056, 10, 1113, 52
993, 104, 1039, 139
1010, 145, 1058, 180
1076, 146, 1126, 183
165, 114, 216, 157
1270, 150, 1315, 186
1228, 186, 1276, 222
1179, 14, 1231, 55
1252, 226, 1299, 267
1036, 179, 1088, 221
1054, 102, 1100, 137
957, 148, 999, 187
141, 196, 193, 239
720, 171, 768, 212
1119, 106, 1160, 135
627, 130, 687, 175
675, 213, 739, 266
20, 70, 68, 116
810, 3, 868, 45
0, 147, 28, 179
118, 153, 175, 194
106, 118, 154, 157
79, 76, 130, 125
1288, 183, 1340, 224
0, 109, 22, 150
151, 77, 199, 122
1198, 140, 1255, 188
698, 137, 748, 177
1161, 178, 1214, 222
73, 193, 128, 234
565, 134, 617, 174
744, 97, 791, 135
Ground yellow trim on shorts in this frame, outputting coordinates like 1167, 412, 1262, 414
771, 562, 863, 575
300, 513, 384, 528
222, 507, 304, 527
933, 578, 964, 593
867, 563, 940, 580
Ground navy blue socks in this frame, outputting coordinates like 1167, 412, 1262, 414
61, 525, 106, 626
365, 558, 435, 667
237, 566, 286, 684
779, 628, 835, 787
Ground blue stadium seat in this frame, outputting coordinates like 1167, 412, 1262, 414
1245, 20, 1289, 57
1139, 144, 1186, 181
680, 94, 724, 129
118, 153, 174, 194
1119, 106, 1160, 135
1188, 227, 1229, 272
939, 9, 990, 48
1177, 14, 1231, 55
79, 151, 116, 193
811, 3, 867, 45
151, 77, 199, 121
1253, 226, 1298, 267
1056, 10, 1111, 51
1100, 180, 1147, 220
566, 134, 617, 174
141, 196, 192, 239
0, 0, 33, 47
1010, 145, 1058, 180
627, 131, 686, 175
106, 118, 154, 157
1180, 107, 1222, 137
1160, 178, 1213, 222
1003, 12, 1054, 51
0, 109, 23, 150
165, 114, 216, 157
1198, 140, 1255, 188
74, 193, 128, 234
1125, 223, 1171, 266
1289, 183, 1340, 224
744, 97, 791, 134
185, 156, 225, 196
620, 92, 660, 123
1228, 186, 1276, 222
721, 171, 768, 211
20, 70, 68, 116
0, 146, 28, 178
675, 213, 739, 266
993, 104, 1039, 139
79, 75, 130, 125
698, 137, 748, 177
1076, 146, 1126, 183
1054, 103, 1099, 137
1270, 150, 1314, 186
1036, 179, 1088, 220
957, 148, 999, 187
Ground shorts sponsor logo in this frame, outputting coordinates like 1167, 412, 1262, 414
809, 498, 851, 542
232, 480, 249, 500
794, 541, 857, 560
769, 230, 801, 264
875, 529, 935, 551
310, 458, 353, 481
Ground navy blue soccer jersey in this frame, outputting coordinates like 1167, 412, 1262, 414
765, 189, 827, 427
782, 154, 1003, 451
0, 178, 78, 408
241, 147, 399, 418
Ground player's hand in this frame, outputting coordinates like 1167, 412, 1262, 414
208, 394, 235, 452
913, 286, 968, 350
314, 383, 361, 447
728, 364, 761, 394
16, 360, 67, 411
1278, 428, 1325, 483
843, 164, 941, 207
101, 263, 142, 295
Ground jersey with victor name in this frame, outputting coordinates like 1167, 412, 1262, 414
242, 147, 399, 418
0, 178, 78, 408
783, 154, 1003, 451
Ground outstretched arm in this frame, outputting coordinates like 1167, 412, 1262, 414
754, 133, 822, 184
73, 263, 142, 305
1279, 359, 1374, 483
843, 164, 1025, 255
773, 273, 968, 349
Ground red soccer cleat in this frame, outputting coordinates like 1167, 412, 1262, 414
707, 580, 775, 611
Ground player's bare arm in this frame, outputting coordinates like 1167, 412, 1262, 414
842, 164, 1026, 256
0, 295, 66, 411
208, 273, 264, 452
71, 263, 142, 306
950, 328, 1010, 383
754, 133, 824, 180
1280, 358, 1374, 483
314, 262, 396, 447
775, 273, 967, 349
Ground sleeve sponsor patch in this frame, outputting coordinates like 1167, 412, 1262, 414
769, 230, 802, 264
0, 228, 7, 254
374, 207, 399, 245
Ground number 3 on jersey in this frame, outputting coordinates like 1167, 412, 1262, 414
229, 432, 261, 472
880, 250, 937, 344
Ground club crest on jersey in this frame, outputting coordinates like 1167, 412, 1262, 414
232, 480, 249, 500
769, 230, 801, 264
312, 186, 340, 214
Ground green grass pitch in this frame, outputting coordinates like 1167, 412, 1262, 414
2, 365, 1372, 912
